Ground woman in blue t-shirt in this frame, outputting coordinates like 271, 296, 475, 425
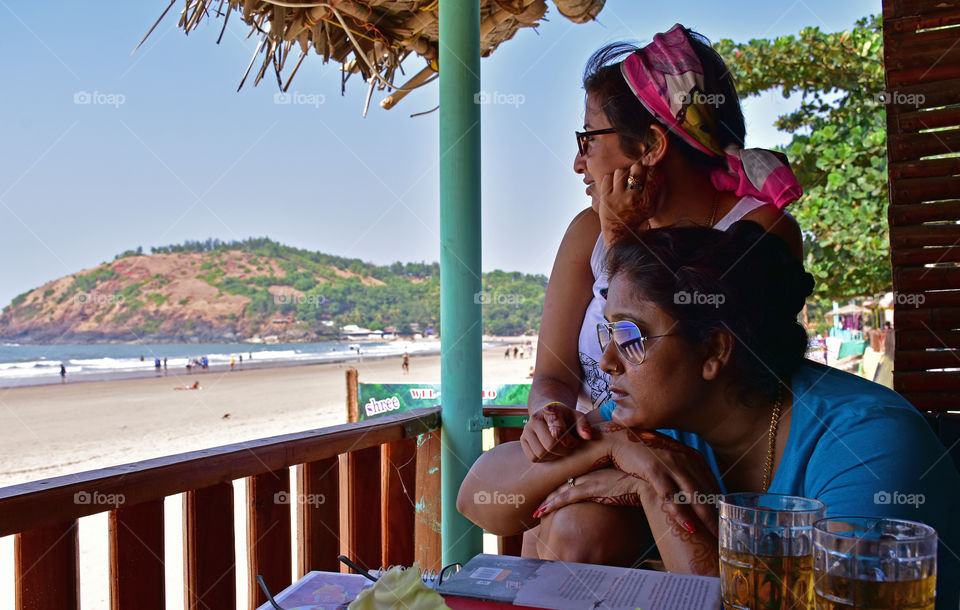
458, 221, 960, 607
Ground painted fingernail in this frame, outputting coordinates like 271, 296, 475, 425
533, 505, 548, 518
682, 521, 697, 534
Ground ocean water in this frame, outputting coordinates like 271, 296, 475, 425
0, 340, 443, 387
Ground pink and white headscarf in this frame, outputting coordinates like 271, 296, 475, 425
620, 24, 802, 209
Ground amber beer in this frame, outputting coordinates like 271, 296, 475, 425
814, 573, 935, 609
813, 517, 937, 610
719, 493, 826, 610
720, 548, 814, 609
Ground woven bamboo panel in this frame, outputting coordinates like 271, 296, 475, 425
882, 0, 960, 412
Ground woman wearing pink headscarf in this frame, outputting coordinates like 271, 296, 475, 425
506, 25, 803, 562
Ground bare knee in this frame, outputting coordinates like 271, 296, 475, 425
535, 502, 648, 566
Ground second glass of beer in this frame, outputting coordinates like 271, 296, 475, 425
719, 492, 826, 609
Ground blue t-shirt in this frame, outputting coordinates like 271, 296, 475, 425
599, 361, 960, 608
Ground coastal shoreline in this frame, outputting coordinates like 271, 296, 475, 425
0, 340, 535, 610
0, 335, 535, 389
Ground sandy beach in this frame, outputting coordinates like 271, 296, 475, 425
0, 344, 534, 609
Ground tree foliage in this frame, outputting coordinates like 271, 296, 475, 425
715, 15, 889, 298
128, 237, 545, 336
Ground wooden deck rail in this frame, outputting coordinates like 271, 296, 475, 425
483, 405, 528, 557
0, 407, 442, 610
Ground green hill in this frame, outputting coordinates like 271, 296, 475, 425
0, 238, 547, 343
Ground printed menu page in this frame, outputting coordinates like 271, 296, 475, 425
255, 571, 371, 610
438, 554, 721, 610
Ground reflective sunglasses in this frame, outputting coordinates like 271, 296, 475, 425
597, 320, 674, 365
575, 128, 617, 156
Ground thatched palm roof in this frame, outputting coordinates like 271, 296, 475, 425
142, 0, 605, 112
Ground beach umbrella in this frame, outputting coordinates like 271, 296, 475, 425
140, 0, 606, 567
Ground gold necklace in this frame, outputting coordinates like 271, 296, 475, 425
760, 385, 783, 493
706, 191, 719, 228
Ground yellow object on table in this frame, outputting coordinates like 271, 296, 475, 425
348, 563, 450, 610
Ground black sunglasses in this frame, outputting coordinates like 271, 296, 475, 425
597, 320, 674, 365
575, 128, 617, 156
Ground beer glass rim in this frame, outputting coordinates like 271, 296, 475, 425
814, 515, 937, 541
720, 492, 826, 514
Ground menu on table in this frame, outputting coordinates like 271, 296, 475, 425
437, 554, 721, 610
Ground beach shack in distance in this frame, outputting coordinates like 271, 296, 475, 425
2, 0, 960, 608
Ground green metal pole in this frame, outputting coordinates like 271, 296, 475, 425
439, 0, 483, 565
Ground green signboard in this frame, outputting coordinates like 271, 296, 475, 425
357, 382, 530, 427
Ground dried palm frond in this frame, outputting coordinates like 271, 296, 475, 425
138, 0, 605, 112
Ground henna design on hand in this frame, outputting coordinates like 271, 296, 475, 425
591, 421, 625, 435
589, 494, 644, 507
659, 496, 718, 575
590, 455, 614, 471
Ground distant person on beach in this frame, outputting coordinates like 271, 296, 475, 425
154, 358, 161, 372
239, 354, 243, 367
504, 347, 511, 360
163, 357, 167, 372
230, 358, 235, 371
519, 345, 525, 359
526, 25, 803, 466
513, 346, 518, 359
60, 364, 66, 383
174, 381, 200, 390
402, 352, 410, 375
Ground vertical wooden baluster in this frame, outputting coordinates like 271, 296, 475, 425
343, 446, 382, 572
346, 368, 359, 424
15, 520, 79, 610
247, 469, 292, 609
183, 482, 235, 610
297, 458, 340, 576
415, 428, 442, 572
382, 437, 417, 568
110, 500, 165, 610
493, 426, 525, 556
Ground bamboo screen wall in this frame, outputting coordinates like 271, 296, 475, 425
882, 0, 960, 411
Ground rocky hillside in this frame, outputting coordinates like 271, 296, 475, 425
0, 238, 547, 343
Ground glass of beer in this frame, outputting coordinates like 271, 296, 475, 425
813, 517, 936, 609
719, 492, 826, 609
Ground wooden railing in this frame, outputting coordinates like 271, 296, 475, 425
483, 405, 528, 557
0, 407, 442, 610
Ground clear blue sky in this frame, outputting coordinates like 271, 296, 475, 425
0, 0, 879, 309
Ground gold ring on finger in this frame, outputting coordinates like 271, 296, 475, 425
568, 477, 576, 488
626, 175, 642, 190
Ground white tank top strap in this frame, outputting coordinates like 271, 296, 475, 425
589, 233, 607, 279
712, 196, 768, 231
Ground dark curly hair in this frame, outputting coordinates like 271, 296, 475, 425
606, 221, 814, 403
583, 28, 745, 170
